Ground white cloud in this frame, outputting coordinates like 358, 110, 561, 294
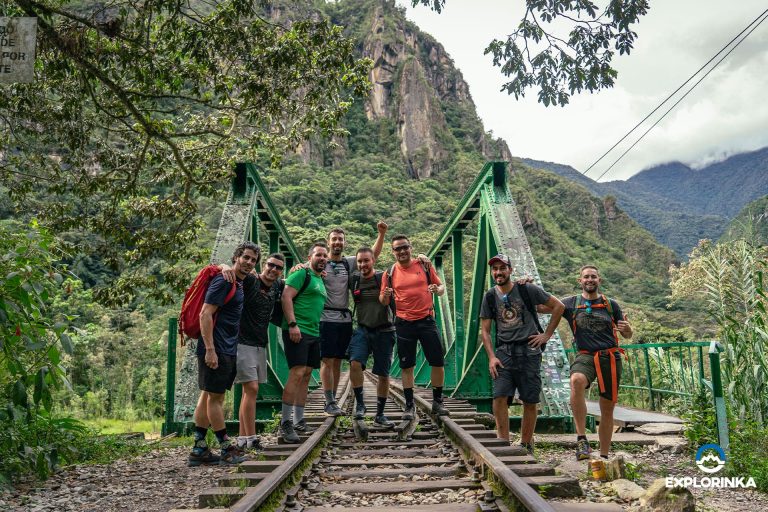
399, 0, 768, 180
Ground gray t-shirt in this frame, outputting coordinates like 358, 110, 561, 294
321, 256, 356, 323
479, 284, 550, 349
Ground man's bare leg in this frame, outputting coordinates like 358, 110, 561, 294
570, 373, 589, 435
520, 402, 538, 444
238, 381, 259, 437
598, 397, 616, 457
493, 396, 510, 440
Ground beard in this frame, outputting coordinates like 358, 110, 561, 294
495, 275, 511, 286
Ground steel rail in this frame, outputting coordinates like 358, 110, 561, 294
388, 379, 557, 512
228, 379, 352, 512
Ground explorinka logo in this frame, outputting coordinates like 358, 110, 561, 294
695, 443, 726, 474
666, 443, 756, 489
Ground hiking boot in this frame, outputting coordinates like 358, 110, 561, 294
294, 419, 316, 434
521, 441, 535, 457
220, 445, 247, 465
280, 420, 301, 444
374, 414, 395, 429
188, 443, 220, 467
402, 403, 416, 421
324, 401, 344, 417
354, 401, 367, 420
246, 436, 262, 451
431, 400, 450, 417
576, 438, 591, 461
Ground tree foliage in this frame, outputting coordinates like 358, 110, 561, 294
1, 0, 371, 305
413, 0, 649, 106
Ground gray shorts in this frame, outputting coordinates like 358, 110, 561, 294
493, 344, 542, 404
235, 344, 268, 384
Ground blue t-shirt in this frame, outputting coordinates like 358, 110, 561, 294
196, 274, 244, 356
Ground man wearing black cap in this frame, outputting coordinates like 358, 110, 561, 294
479, 254, 564, 455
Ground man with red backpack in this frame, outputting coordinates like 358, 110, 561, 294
560, 265, 632, 461
188, 241, 259, 466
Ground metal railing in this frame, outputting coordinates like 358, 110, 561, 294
563, 341, 729, 450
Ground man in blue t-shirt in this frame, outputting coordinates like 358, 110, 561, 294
188, 242, 259, 467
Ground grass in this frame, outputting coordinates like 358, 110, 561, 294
82, 417, 163, 435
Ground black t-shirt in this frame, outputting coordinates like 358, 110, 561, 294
239, 274, 282, 347
196, 274, 243, 356
562, 295, 623, 353
479, 284, 550, 347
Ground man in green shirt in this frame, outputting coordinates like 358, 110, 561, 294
279, 242, 329, 443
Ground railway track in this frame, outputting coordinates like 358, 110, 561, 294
172, 372, 623, 512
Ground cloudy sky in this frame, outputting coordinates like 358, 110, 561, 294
398, 1, 768, 181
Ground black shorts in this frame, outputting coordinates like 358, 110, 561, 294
348, 327, 395, 376
282, 331, 322, 369
395, 316, 444, 369
319, 321, 353, 359
197, 353, 237, 394
493, 344, 542, 404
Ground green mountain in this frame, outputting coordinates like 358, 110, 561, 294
721, 195, 768, 246
258, 0, 687, 325
523, 147, 768, 258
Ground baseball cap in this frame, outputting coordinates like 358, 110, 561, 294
488, 254, 512, 267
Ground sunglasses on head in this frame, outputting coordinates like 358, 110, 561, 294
392, 244, 411, 252
266, 261, 284, 271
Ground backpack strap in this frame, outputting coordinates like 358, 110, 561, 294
518, 284, 544, 334
484, 289, 497, 320
294, 268, 312, 300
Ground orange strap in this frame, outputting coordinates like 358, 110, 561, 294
579, 347, 625, 403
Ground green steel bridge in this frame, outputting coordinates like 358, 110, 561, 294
162, 161, 728, 446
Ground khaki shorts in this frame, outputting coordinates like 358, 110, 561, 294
571, 352, 622, 401
235, 345, 268, 384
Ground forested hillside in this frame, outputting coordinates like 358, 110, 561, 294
523, 147, 768, 258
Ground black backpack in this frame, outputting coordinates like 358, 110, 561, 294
484, 283, 544, 345
269, 269, 312, 327
350, 270, 395, 320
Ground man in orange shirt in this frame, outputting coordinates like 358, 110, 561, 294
379, 235, 448, 418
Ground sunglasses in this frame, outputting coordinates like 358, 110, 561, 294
502, 294, 512, 310
584, 300, 592, 314
392, 244, 411, 252
266, 261, 284, 271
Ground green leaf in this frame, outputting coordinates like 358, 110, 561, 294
12, 380, 28, 408
59, 333, 73, 355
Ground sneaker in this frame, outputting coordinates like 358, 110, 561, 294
431, 400, 450, 416
294, 419, 316, 434
220, 445, 247, 465
354, 401, 367, 420
188, 442, 220, 466
521, 442, 535, 456
246, 436, 263, 451
374, 414, 395, 429
324, 401, 344, 417
576, 438, 591, 461
402, 403, 416, 420
280, 420, 301, 443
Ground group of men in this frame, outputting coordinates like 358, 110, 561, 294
188, 222, 632, 466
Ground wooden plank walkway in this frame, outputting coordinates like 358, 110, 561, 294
586, 400, 683, 427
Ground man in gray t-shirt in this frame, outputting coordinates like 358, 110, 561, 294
479, 254, 564, 453
317, 222, 387, 415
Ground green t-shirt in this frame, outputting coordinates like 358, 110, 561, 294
282, 268, 327, 337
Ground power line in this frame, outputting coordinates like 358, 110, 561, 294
581, 6, 768, 180
592, 10, 768, 183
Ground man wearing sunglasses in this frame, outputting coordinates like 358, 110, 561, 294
560, 265, 632, 461
380, 235, 448, 418
479, 254, 564, 455
221, 252, 287, 451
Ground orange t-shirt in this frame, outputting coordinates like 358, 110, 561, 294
381, 262, 441, 321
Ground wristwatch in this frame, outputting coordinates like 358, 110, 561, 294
288, 321, 298, 328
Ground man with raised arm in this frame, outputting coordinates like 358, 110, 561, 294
561, 265, 632, 461
379, 234, 447, 419
278, 242, 329, 443
479, 254, 564, 456
189, 242, 258, 466
347, 247, 396, 428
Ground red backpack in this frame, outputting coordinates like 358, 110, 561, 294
178, 265, 237, 344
